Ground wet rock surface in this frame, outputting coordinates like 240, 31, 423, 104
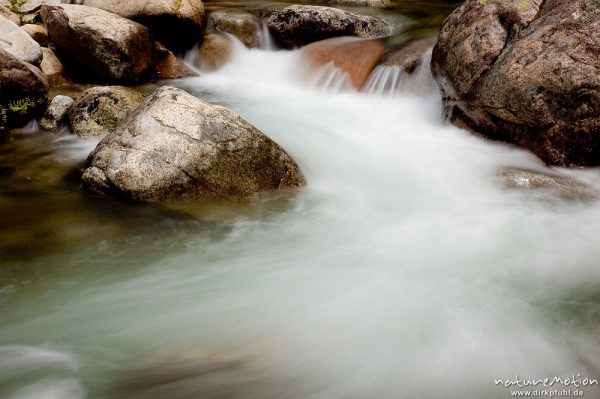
208, 10, 261, 48
82, 86, 305, 201
195, 33, 232, 72
432, 0, 600, 166
379, 36, 435, 73
68, 86, 145, 137
265, 5, 392, 49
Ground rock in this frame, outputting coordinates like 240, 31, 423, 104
0, 48, 48, 132
431, 0, 600, 166
301, 37, 385, 89
41, 4, 155, 83
0, 16, 43, 65
154, 42, 197, 80
81, 0, 206, 52
0, 5, 20, 25
19, 0, 66, 14
379, 36, 435, 73
208, 10, 260, 48
195, 33, 232, 72
82, 86, 305, 201
39, 47, 70, 86
21, 23, 49, 45
314, 0, 390, 5
499, 168, 600, 201
265, 5, 392, 49
68, 86, 145, 137
39, 94, 73, 130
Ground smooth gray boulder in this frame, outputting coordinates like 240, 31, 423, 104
40, 94, 73, 130
265, 5, 392, 49
0, 15, 43, 65
82, 86, 305, 201
41, 4, 155, 82
68, 86, 145, 137
0, 48, 48, 132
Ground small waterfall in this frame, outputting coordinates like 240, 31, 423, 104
259, 21, 276, 51
307, 62, 354, 92
363, 49, 438, 97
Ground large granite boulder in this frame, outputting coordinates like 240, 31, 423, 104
81, 0, 206, 52
0, 15, 43, 65
0, 48, 48, 132
431, 0, 600, 166
68, 86, 145, 137
41, 4, 155, 83
265, 5, 392, 49
82, 86, 305, 201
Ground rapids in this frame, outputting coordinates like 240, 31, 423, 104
2, 33, 600, 399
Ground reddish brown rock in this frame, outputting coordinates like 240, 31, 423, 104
301, 37, 386, 89
379, 37, 436, 73
154, 42, 197, 80
432, 0, 600, 166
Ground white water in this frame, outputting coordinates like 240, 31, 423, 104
2, 40, 600, 399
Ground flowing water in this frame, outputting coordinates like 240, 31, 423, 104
3, 6, 600, 399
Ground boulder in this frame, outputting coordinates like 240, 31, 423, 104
39, 46, 70, 86
68, 86, 145, 137
39, 94, 73, 130
19, 0, 66, 14
0, 48, 48, 132
499, 168, 600, 201
379, 36, 435, 73
82, 86, 305, 201
0, 16, 43, 65
301, 37, 385, 89
195, 33, 232, 72
41, 4, 155, 83
154, 42, 197, 80
208, 10, 260, 48
21, 23, 49, 45
265, 5, 392, 49
81, 0, 206, 52
431, 0, 600, 166
0, 5, 20, 25
315, 0, 390, 5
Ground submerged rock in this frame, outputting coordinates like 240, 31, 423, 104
41, 4, 155, 83
379, 37, 435, 73
68, 86, 145, 138
432, 0, 600, 166
81, 0, 206, 52
208, 10, 260, 48
21, 23, 49, 45
265, 5, 392, 49
0, 48, 48, 132
301, 37, 385, 89
195, 33, 232, 72
82, 86, 305, 201
0, 15, 43, 65
499, 168, 600, 201
40, 94, 73, 130
39, 46, 70, 87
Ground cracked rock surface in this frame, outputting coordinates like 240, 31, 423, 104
82, 86, 305, 201
432, 0, 600, 166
